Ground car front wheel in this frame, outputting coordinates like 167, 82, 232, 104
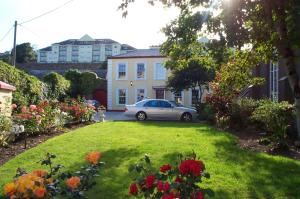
181, 112, 192, 122
136, 112, 147, 121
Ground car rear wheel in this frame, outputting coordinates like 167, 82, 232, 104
136, 111, 147, 121
181, 112, 192, 122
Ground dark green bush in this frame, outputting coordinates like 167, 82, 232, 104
229, 98, 260, 129
44, 72, 70, 101
251, 100, 295, 148
196, 103, 215, 123
0, 61, 45, 106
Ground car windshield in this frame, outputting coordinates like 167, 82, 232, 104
169, 101, 183, 107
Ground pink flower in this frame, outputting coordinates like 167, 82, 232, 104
191, 191, 205, 199
29, 105, 37, 112
21, 106, 27, 113
11, 104, 17, 109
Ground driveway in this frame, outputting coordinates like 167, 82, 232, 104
94, 111, 134, 121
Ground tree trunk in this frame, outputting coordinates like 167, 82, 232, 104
276, 4, 300, 139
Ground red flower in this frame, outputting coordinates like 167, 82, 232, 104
160, 164, 172, 173
129, 182, 138, 195
145, 175, 156, 188
175, 176, 183, 183
157, 181, 170, 192
179, 159, 204, 177
191, 191, 204, 199
162, 193, 177, 199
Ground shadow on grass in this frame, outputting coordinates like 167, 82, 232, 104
213, 138, 300, 198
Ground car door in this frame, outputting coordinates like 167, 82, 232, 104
143, 100, 160, 119
157, 100, 176, 120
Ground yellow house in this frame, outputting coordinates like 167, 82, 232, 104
107, 49, 203, 111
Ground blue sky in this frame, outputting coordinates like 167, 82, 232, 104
0, 0, 179, 52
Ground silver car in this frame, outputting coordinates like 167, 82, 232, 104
124, 99, 197, 121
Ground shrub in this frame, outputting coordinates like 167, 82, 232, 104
44, 72, 70, 101
0, 61, 45, 106
65, 70, 105, 99
2, 151, 104, 199
59, 98, 96, 123
228, 98, 260, 129
128, 153, 212, 199
195, 103, 215, 122
251, 100, 295, 148
0, 113, 12, 147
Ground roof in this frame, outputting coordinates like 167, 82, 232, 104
53, 38, 118, 46
109, 49, 166, 59
39, 46, 52, 51
121, 44, 136, 51
0, 81, 16, 91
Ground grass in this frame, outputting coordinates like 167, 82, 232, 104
0, 121, 300, 199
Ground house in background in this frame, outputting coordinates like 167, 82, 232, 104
37, 34, 135, 63
249, 61, 293, 103
107, 48, 205, 111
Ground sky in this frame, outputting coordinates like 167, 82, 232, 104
0, 0, 179, 52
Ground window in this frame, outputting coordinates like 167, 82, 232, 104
191, 90, 200, 105
270, 61, 279, 102
136, 89, 146, 102
173, 91, 183, 104
154, 63, 166, 80
158, 101, 172, 108
136, 63, 146, 79
144, 100, 158, 107
117, 63, 127, 80
117, 89, 127, 105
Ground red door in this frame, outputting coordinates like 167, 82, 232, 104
93, 89, 107, 107
155, 89, 165, 99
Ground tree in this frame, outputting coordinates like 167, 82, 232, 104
160, 6, 215, 96
14, 42, 36, 63
44, 72, 70, 101
79, 72, 105, 99
65, 70, 105, 99
65, 69, 82, 98
119, 0, 300, 139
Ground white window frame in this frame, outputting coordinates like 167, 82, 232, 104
172, 91, 184, 104
153, 62, 166, 80
116, 62, 128, 80
116, 88, 128, 105
135, 88, 147, 103
135, 62, 147, 80
270, 61, 279, 102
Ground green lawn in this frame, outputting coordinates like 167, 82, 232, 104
0, 122, 300, 198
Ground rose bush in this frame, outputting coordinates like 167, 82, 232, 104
2, 151, 104, 199
128, 153, 212, 199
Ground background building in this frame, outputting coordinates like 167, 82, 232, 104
37, 34, 135, 63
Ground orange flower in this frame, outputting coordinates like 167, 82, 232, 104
34, 187, 46, 198
66, 176, 81, 189
86, 151, 101, 165
3, 182, 16, 196
32, 170, 48, 178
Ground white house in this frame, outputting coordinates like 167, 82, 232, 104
37, 35, 135, 63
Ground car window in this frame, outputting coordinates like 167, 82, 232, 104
144, 100, 158, 107
158, 101, 172, 108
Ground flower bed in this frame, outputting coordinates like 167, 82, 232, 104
3, 151, 103, 199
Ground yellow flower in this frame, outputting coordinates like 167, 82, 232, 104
3, 182, 16, 196
85, 151, 101, 165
